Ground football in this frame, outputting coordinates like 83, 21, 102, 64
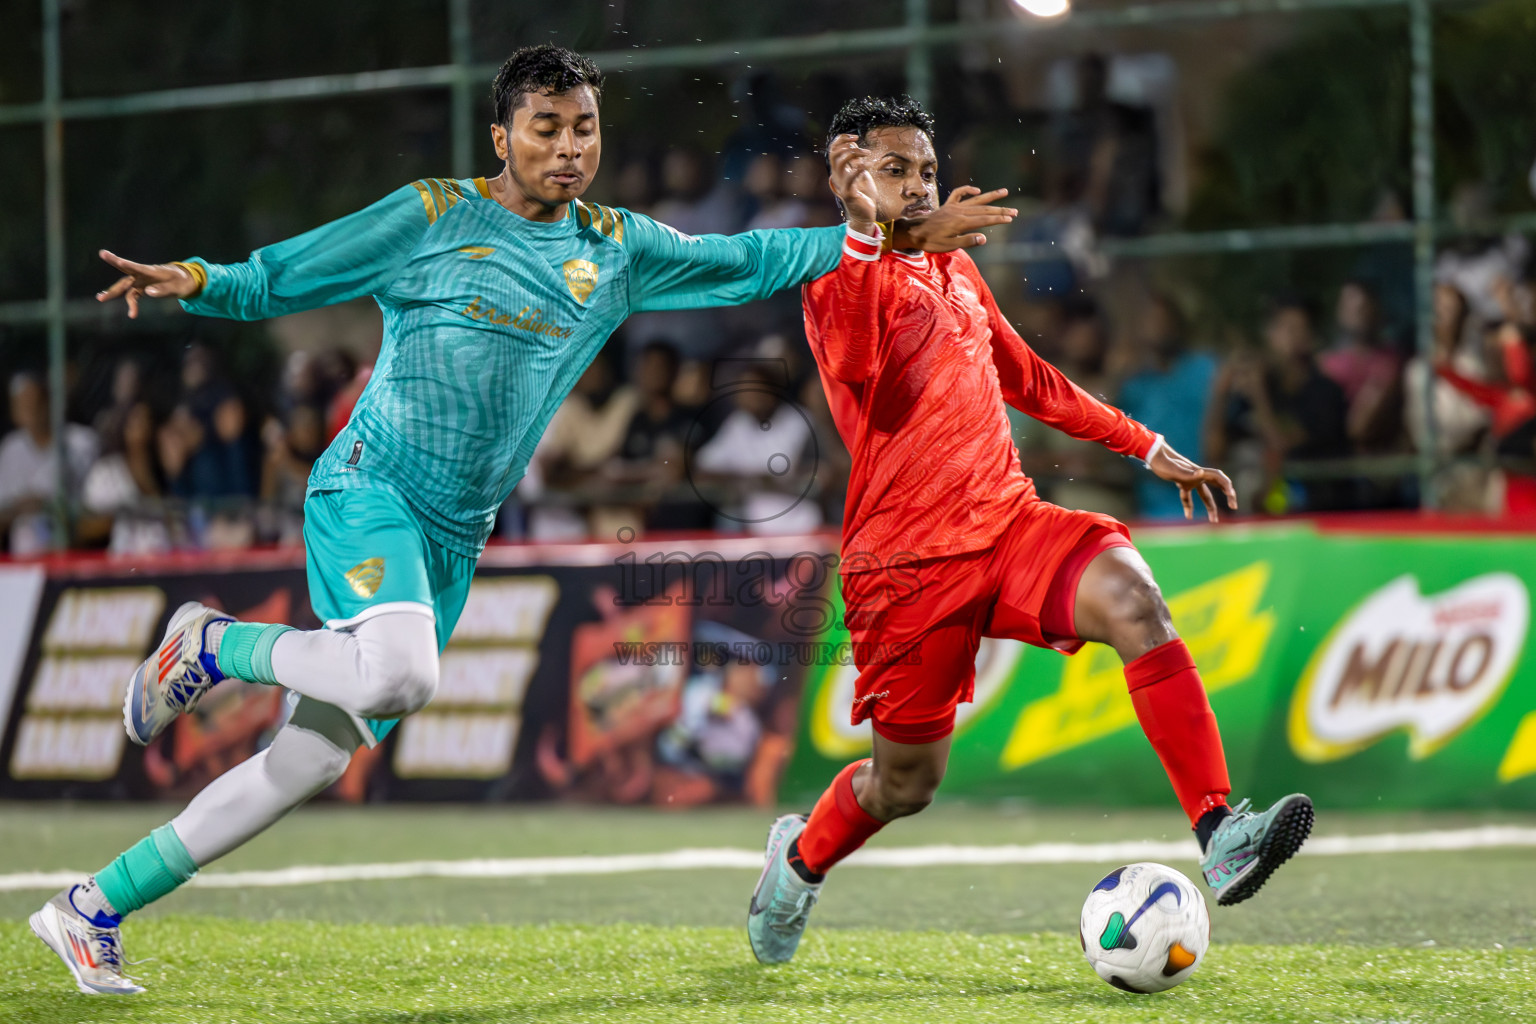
1079, 862, 1210, 993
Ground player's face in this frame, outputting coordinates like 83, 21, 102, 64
861, 126, 938, 223
493, 85, 602, 210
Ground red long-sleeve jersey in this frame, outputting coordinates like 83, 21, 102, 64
803, 225, 1158, 565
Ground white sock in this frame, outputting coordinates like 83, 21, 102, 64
205, 620, 230, 657
73, 876, 119, 921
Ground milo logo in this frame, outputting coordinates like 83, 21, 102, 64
1289, 573, 1530, 761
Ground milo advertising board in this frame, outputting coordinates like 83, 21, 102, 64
782, 524, 1536, 809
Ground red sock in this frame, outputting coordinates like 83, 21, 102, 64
796, 759, 884, 875
1125, 639, 1231, 826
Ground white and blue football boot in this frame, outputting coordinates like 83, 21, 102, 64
123, 601, 233, 746
29, 886, 144, 995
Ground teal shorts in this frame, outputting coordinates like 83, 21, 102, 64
303, 487, 477, 744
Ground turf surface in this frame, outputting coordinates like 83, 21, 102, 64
5, 920, 1533, 1023
3, 803, 1534, 1021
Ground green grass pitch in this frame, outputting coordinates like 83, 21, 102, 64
3, 803, 1534, 1022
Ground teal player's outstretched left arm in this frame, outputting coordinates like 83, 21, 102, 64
623, 214, 843, 311
621, 197, 1020, 313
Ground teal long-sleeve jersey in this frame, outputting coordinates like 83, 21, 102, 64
181, 176, 843, 554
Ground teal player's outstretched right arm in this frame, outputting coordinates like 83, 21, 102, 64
96, 184, 433, 320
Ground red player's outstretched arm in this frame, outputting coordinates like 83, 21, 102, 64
965, 258, 1156, 459
803, 225, 888, 384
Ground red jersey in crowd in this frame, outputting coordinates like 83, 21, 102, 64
801, 225, 1157, 565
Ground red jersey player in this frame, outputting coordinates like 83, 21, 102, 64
748, 96, 1314, 966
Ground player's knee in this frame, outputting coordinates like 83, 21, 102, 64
357, 647, 439, 718
266, 725, 354, 793
1103, 569, 1174, 656
871, 765, 944, 819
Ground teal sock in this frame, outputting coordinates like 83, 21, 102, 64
94, 824, 199, 918
216, 622, 294, 684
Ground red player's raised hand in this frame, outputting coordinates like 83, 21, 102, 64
1146, 440, 1239, 523
826, 133, 880, 233
96, 250, 200, 319
898, 185, 1018, 253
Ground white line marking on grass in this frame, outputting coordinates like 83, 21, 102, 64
4, 826, 1535, 892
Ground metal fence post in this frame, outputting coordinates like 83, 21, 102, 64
42, 0, 70, 549
1409, 0, 1438, 508
450, 0, 475, 179
905, 0, 931, 110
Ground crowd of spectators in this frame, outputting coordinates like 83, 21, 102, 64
0, 345, 366, 556
7, 58, 1534, 555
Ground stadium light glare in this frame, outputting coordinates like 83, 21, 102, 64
1011, 0, 1071, 17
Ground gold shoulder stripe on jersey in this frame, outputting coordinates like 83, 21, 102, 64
426, 178, 450, 217
574, 202, 624, 244
410, 180, 439, 224
473, 177, 491, 199
344, 557, 385, 599
458, 246, 495, 259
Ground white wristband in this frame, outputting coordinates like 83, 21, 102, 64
1141, 434, 1165, 469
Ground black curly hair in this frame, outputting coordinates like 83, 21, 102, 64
824, 95, 936, 159
492, 44, 605, 126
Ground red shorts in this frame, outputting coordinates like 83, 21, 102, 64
839, 500, 1133, 744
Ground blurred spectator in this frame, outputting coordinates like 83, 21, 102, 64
650, 148, 737, 237
1047, 53, 1161, 237
79, 402, 170, 555
0, 373, 98, 554
605, 341, 713, 532
950, 71, 1037, 196
693, 363, 818, 534
176, 394, 258, 502
743, 152, 831, 231
327, 363, 372, 442
1433, 276, 1536, 512
1015, 300, 1133, 518
1207, 298, 1349, 513
1320, 281, 1404, 453
1435, 183, 1530, 324
612, 157, 656, 215
719, 72, 808, 185
92, 359, 144, 448
1116, 295, 1216, 520
261, 405, 325, 509
613, 342, 689, 474
1404, 284, 1491, 460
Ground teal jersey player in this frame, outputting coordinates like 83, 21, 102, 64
34, 44, 1013, 997
181, 176, 842, 555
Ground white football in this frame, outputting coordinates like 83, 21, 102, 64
1079, 861, 1210, 993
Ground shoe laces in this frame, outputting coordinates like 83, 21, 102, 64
771, 886, 820, 931
81, 920, 145, 979
165, 671, 211, 715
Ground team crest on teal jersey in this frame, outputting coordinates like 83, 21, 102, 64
563, 259, 599, 303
